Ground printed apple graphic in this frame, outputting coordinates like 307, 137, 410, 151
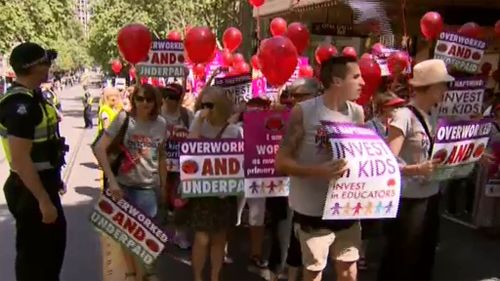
265, 115, 284, 131
181, 160, 198, 174
178, 54, 185, 63
471, 52, 481, 61
433, 149, 448, 164
145, 239, 160, 252
387, 178, 396, 188
98, 201, 114, 215
437, 43, 448, 52
473, 143, 485, 158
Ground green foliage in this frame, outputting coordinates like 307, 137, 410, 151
0, 0, 91, 71
87, 0, 245, 69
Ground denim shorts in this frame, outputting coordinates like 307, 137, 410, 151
121, 185, 158, 218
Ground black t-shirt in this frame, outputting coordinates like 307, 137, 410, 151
0, 83, 43, 140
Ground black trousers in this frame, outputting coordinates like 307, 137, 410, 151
83, 107, 92, 128
378, 194, 440, 281
4, 171, 67, 281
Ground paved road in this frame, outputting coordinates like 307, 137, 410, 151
1, 85, 500, 281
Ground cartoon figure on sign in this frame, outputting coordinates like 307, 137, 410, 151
353, 202, 363, 215
343, 202, 352, 215
266, 181, 277, 194
277, 180, 285, 193
385, 201, 393, 214
375, 202, 384, 214
330, 202, 341, 215
249, 181, 260, 194
365, 201, 374, 215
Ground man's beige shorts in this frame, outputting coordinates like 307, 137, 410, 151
295, 222, 361, 272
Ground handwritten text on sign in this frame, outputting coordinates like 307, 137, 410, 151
179, 139, 245, 197
244, 110, 290, 198
438, 78, 485, 118
136, 40, 185, 77
214, 74, 252, 105
89, 189, 168, 265
321, 122, 401, 220
431, 118, 491, 180
434, 32, 487, 74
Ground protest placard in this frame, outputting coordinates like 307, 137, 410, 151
252, 77, 267, 98
90, 189, 168, 265
321, 122, 401, 220
485, 132, 500, 197
430, 118, 491, 180
164, 125, 190, 172
434, 32, 487, 74
179, 139, 245, 197
136, 40, 185, 77
438, 78, 485, 118
214, 73, 252, 105
374, 48, 412, 76
244, 110, 290, 198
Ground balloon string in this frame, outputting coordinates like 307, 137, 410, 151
256, 7, 261, 41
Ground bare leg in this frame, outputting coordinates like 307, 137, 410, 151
287, 266, 300, 281
192, 231, 210, 281
335, 260, 357, 281
210, 230, 227, 281
302, 269, 322, 281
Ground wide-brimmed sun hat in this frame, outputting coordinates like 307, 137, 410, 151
409, 59, 455, 87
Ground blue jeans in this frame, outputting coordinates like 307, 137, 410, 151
121, 186, 158, 218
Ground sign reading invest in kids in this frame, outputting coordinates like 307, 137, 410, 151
321, 122, 401, 220
179, 139, 245, 197
244, 110, 290, 198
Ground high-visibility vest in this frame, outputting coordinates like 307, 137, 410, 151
97, 104, 118, 133
0, 86, 60, 171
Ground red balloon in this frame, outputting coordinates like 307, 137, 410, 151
193, 64, 205, 78
299, 65, 314, 78
117, 24, 152, 64
371, 43, 384, 56
285, 22, 310, 54
270, 17, 287, 36
315, 44, 337, 64
249, 0, 265, 7
221, 49, 234, 67
481, 62, 492, 76
111, 60, 122, 74
223, 27, 243, 52
387, 51, 409, 75
167, 31, 182, 41
495, 20, 500, 37
361, 53, 374, 60
342, 47, 357, 58
420, 12, 444, 40
251, 55, 261, 69
357, 56, 382, 106
184, 27, 216, 64
232, 53, 245, 65
258, 36, 298, 86
458, 22, 482, 39
234, 62, 251, 74
129, 67, 136, 79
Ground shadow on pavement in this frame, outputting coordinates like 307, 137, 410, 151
80, 162, 100, 170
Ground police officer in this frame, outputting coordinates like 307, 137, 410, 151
82, 86, 93, 128
0, 42, 68, 280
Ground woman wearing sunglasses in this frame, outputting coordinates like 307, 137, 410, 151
94, 84, 167, 281
159, 83, 194, 250
188, 86, 243, 281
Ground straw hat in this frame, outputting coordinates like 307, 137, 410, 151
409, 59, 455, 87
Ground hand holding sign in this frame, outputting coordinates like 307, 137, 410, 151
316, 159, 348, 180
109, 183, 125, 200
417, 159, 442, 177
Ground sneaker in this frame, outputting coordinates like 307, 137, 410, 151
358, 257, 368, 270
173, 233, 191, 250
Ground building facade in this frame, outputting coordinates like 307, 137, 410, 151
75, 0, 92, 37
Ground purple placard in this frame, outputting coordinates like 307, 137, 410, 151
243, 110, 290, 178
321, 121, 380, 139
439, 77, 485, 118
179, 139, 244, 156
252, 77, 267, 98
434, 32, 487, 74
434, 118, 492, 143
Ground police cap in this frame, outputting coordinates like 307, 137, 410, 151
9, 42, 58, 71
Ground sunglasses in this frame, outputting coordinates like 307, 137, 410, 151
164, 94, 181, 101
134, 95, 154, 103
200, 102, 214, 110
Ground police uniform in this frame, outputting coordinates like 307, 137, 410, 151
0, 43, 67, 280
83, 92, 93, 128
